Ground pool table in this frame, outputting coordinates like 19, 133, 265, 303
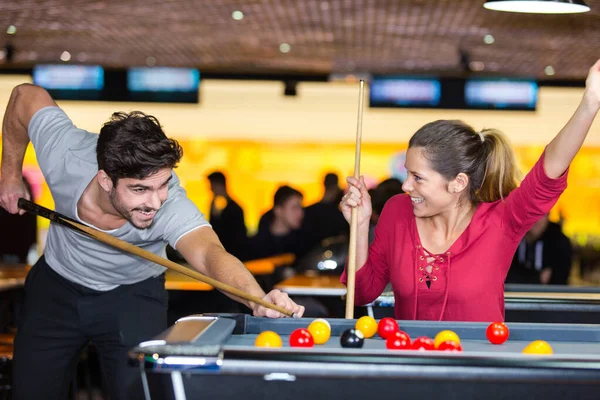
130, 314, 600, 400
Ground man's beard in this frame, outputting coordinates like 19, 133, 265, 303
109, 190, 156, 229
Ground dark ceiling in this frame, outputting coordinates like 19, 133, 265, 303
1, 0, 599, 80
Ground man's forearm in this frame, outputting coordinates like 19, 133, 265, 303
201, 245, 266, 310
1, 85, 30, 178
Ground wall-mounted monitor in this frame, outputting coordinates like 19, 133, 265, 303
370, 77, 441, 108
32, 65, 104, 100
127, 67, 200, 103
465, 79, 538, 110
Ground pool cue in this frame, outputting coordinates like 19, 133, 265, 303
345, 80, 365, 319
17, 198, 295, 318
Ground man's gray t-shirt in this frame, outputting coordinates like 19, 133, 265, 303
28, 106, 209, 291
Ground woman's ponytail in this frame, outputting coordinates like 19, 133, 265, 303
476, 129, 521, 202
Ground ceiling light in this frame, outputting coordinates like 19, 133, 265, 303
279, 43, 291, 53
484, 34, 495, 44
484, 0, 590, 14
232, 10, 244, 20
7, 25, 16, 35
469, 61, 485, 71
545, 65, 556, 76
60, 51, 71, 62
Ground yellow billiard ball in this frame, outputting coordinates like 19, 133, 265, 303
308, 320, 331, 345
434, 330, 461, 349
355, 316, 378, 339
255, 331, 283, 348
312, 318, 331, 330
522, 340, 553, 355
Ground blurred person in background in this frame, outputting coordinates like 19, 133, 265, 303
506, 213, 573, 285
249, 185, 307, 261
302, 172, 347, 251
207, 171, 248, 260
368, 177, 404, 243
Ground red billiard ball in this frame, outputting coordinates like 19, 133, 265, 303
437, 340, 463, 352
386, 330, 412, 350
486, 322, 509, 345
289, 328, 314, 348
377, 318, 399, 339
412, 336, 435, 351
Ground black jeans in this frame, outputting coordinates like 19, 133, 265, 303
13, 256, 168, 400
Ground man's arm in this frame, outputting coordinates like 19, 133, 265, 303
0, 84, 56, 214
175, 227, 304, 318
176, 227, 265, 306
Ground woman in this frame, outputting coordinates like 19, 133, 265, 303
340, 59, 600, 322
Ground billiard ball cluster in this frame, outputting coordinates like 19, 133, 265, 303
383, 322, 462, 352
255, 318, 552, 355
254, 318, 332, 348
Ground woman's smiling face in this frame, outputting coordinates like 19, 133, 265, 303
401, 147, 458, 218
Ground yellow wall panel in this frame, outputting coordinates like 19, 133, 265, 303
2, 139, 600, 245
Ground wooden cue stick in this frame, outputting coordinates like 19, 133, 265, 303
17, 198, 294, 317
345, 80, 365, 319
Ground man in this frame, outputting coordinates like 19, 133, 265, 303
368, 177, 404, 243
249, 185, 306, 260
0, 83, 304, 400
506, 213, 573, 285
302, 173, 347, 253
207, 171, 248, 260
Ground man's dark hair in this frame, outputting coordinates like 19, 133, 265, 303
324, 173, 339, 189
274, 185, 303, 207
97, 111, 183, 183
207, 171, 226, 186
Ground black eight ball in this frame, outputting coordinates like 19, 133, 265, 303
340, 328, 365, 348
